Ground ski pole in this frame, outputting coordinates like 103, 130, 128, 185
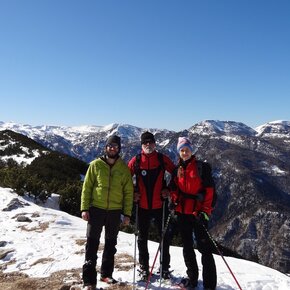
202, 224, 243, 290
133, 203, 139, 290
145, 210, 174, 290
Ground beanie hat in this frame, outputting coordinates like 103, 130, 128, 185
106, 135, 121, 149
141, 131, 155, 144
177, 137, 192, 152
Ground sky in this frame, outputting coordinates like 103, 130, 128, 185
1, 187, 290, 289
0, 0, 289, 132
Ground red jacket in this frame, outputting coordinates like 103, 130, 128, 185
170, 156, 215, 216
128, 150, 175, 210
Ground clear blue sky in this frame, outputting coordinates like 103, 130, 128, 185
0, 0, 289, 131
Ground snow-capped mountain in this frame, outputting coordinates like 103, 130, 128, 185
1, 119, 290, 274
188, 120, 257, 136
0, 121, 167, 142
1, 119, 289, 163
255, 120, 290, 138
0, 121, 175, 163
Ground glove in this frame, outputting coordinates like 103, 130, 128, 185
134, 191, 140, 203
168, 200, 178, 211
122, 216, 130, 226
197, 212, 209, 225
161, 188, 170, 200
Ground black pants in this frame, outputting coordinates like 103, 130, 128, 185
137, 207, 171, 272
82, 207, 121, 286
177, 214, 217, 289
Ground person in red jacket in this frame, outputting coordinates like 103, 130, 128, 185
170, 137, 217, 290
128, 131, 175, 281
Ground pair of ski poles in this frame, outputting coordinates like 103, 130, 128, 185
132, 202, 173, 290
144, 205, 174, 290
133, 204, 243, 290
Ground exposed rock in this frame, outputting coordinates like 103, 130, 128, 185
3, 198, 30, 211
16, 215, 32, 222
0, 241, 7, 247
0, 248, 14, 259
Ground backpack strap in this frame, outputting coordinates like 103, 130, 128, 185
196, 160, 203, 178
134, 153, 141, 175
157, 152, 165, 172
157, 152, 168, 188
196, 160, 217, 208
133, 153, 141, 192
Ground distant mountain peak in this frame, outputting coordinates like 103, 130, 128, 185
255, 120, 290, 138
189, 120, 257, 136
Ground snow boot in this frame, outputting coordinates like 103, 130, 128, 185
161, 269, 172, 280
179, 277, 197, 289
137, 268, 149, 281
100, 276, 117, 284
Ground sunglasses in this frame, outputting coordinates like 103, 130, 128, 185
106, 143, 119, 149
142, 139, 155, 145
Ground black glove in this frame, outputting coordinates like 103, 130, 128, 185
134, 191, 140, 203
168, 200, 178, 211
197, 212, 209, 225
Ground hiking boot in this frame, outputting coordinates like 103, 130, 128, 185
137, 268, 149, 281
161, 270, 171, 280
100, 276, 118, 284
82, 284, 96, 290
179, 277, 197, 289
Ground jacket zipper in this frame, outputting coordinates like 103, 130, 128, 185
107, 165, 112, 210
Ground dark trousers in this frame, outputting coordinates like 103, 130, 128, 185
137, 207, 171, 272
177, 214, 217, 289
82, 207, 121, 286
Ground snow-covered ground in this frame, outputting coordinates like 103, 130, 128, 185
0, 187, 289, 289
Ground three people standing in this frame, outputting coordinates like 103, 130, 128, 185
80, 133, 217, 290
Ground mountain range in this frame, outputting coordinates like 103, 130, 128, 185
0, 119, 290, 274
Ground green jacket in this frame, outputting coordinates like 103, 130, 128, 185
81, 156, 133, 216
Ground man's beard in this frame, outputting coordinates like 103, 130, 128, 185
143, 147, 154, 154
106, 151, 119, 159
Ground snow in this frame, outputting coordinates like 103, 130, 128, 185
1, 149, 41, 166
0, 187, 289, 289
159, 139, 170, 147
63, 125, 103, 134
259, 161, 288, 176
255, 120, 290, 138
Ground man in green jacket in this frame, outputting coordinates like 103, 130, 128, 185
81, 135, 133, 290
